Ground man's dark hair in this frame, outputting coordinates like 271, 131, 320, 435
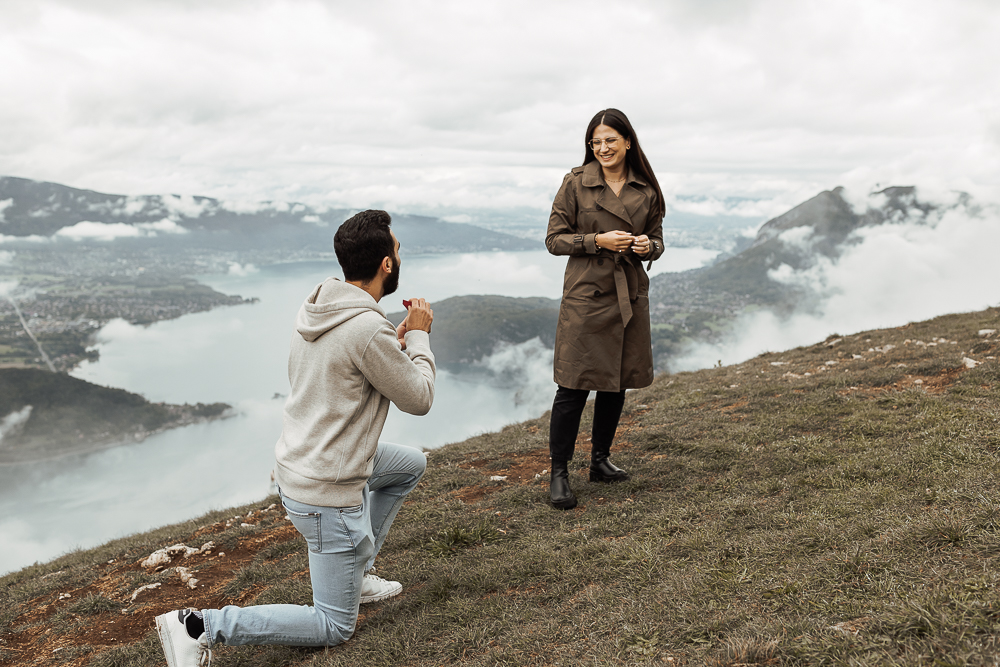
334, 210, 395, 282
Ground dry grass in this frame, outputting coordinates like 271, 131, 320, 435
2, 307, 1000, 666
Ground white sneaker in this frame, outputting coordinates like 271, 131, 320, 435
360, 572, 402, 604
156, 609, 212, 667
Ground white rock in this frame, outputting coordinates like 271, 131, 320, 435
853, 354, 864, 359
175, 566, 199, 589
140, 550, 174, 570
489, 475, 507, 482
129, 582, 161, 602
141, 542, 215, 569
825, 360, 838, 366
769, 361, 788, 366
979, 329, 996, 337
963, 357, 981, 369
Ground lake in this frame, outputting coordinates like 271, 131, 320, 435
0, 246, 719, 575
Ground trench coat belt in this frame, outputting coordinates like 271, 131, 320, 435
613, 253, 633, 329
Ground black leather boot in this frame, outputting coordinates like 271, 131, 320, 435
589, 455, 630, 482
549, 460, 577, 510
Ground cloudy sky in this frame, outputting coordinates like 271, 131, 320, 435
1, 0, 998, 218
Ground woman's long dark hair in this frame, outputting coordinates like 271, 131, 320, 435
583, 108, 665, 220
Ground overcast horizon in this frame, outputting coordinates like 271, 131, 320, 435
2, 0, 998, 223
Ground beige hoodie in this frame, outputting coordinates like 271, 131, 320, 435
273, 278, 435, 507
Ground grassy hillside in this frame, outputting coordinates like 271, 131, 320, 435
2, 308, 999, 665
0, 368, 230, 464
386, 295, 559, 370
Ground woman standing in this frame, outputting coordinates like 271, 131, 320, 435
544, 108, 665, 510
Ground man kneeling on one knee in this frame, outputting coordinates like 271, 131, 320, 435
156, 210, 435, 665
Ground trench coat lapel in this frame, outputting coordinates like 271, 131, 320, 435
584, 161, 632, 229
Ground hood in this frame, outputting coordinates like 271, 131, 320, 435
295, 278, 386, 342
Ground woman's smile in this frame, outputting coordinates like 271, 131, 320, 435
590, 123, 628, 172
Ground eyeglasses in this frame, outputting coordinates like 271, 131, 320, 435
589, 136, 621, 150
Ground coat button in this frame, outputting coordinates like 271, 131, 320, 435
597, 258, 604, 266
593, 290, 601, 297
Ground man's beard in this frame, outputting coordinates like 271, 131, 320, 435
382, 255, 400, 296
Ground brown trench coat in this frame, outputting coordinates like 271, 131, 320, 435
545, 160, 665, 392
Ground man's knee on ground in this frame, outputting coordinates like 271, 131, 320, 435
414, 450, 428, 479
318, 612, 355, 647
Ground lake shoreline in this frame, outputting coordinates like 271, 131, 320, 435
0, 407, 238, 467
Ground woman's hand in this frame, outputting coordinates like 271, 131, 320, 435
631, 235, 653, 257
596, 230, 636, 253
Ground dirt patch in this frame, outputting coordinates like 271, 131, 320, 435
837, 367, 966, 397
453, 448, 551, 503
1, 514, 303, 667
450, 416, 646, 505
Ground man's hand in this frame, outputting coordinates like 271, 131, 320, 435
403, 297, 433, 334
596, 230, 636, 253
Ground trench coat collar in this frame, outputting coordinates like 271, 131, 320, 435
581, 160, 605, 187
580, 159, 649, 188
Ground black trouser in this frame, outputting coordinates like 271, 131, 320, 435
549, 386, 627, 463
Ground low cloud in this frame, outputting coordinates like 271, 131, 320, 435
0, 199, 12, 223
0, 406, 32, 444
227, 262, 259, 277
219, 199, 291, 215
775, 225, 817, 253
55, 221, 142, 241
671, 192, 1000, 371
86, 196, 149, 217
665, 195, 790, 220
475, 337, 555, 409
53, 218, 188, 241
0, 234, 48, 244
158, 194, 214, 219
136, 218, 188, 234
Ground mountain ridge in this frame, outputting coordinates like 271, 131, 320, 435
0, 175, 537, 254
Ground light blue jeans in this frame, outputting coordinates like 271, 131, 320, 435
202, 442, 426, 647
